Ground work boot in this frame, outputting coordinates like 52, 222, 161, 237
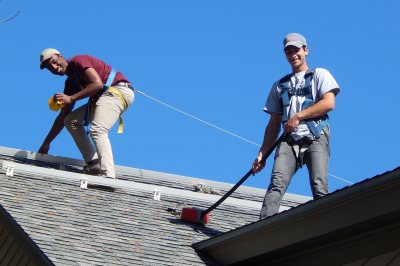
83, 159, 102, 176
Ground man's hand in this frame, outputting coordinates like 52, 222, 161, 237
284, 114, 300, 134
283, 91, 336, 135
252, 156, 266, 175
38, 142, 50, 154
55, 93, 73, 106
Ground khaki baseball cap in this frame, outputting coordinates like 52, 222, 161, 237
283, 33, 307, 49
40, 48, 61, 69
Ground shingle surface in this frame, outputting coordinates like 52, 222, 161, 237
0, 150, 308, 265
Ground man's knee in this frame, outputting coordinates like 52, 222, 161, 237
311, 176, 328, 199
89, 123, 109, 139
63, 114, 74, 131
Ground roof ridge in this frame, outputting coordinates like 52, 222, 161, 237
0, 146, 312, 204
0, 159, 264, 211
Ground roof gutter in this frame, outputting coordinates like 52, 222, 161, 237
193, 167, 400, 265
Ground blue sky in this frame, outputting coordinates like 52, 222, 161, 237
1, 0, 399, 197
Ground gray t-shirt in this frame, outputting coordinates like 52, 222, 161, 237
264, 68, 340, 140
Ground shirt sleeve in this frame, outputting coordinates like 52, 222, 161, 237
71, 55, 93, 71
314, 68, 340, 99
263, 81, 282, 114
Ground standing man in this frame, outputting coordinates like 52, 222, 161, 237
38, 48, 135, 179
252, 33, 340, 219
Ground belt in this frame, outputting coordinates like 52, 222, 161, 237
115, 82, 134, 90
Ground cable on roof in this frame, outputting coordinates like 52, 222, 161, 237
166, 202, 187, 216
193, 183, 222, 195
135, 90, 260, 147
135, 89, 353, 186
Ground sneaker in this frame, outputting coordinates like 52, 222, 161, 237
83, 159, 102, 176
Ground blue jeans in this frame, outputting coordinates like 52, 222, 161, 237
260, 130, 330, 219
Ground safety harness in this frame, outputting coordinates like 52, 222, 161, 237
279, 68, 328, 139
84, 69, 129, 134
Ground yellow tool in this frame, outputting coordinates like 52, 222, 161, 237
48, 95, 64, 111
48, 86, 127, 132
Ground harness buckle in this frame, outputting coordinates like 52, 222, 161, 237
286, 134, 314, 146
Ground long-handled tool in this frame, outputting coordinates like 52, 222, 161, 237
181, 133, 284, 225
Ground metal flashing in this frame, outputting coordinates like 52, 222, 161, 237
0, 159, 262, 210
0, 145, 311, 206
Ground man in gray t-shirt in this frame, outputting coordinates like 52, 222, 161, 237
252, 33, 340, 219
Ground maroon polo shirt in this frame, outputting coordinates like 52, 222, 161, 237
63, 55, 130, 96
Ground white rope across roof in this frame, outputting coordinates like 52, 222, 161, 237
135, 89, 353, 185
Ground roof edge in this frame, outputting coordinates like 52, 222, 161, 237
0, 145, 311, 202
0, 204, 55, 265
0, 159, 262, 210
193, 166, 400, 264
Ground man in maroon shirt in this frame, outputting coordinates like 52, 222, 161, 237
38, 48, 135, 179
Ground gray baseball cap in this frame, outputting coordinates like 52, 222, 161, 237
283, 33, 307, 49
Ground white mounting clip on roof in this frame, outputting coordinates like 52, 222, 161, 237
80, 179, 88, 189
1, 161, 16, 177
153, 188, 161, 201
6, 164, 15, 177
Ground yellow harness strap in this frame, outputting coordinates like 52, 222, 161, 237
88, 87, 127, 134
107, 87, 127, 134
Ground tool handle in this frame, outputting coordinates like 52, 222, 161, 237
202, 133, 284, 216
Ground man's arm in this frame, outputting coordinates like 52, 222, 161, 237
284, 91, 336, 134
252, 112, 281, 174
38, 107, 71, 154
55, 68, 104, 106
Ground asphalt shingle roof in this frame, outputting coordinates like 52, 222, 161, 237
0, 147, 309, 265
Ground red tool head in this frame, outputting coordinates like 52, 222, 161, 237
181, 207, 209, 225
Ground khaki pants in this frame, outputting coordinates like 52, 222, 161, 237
64, 85, 134, 178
